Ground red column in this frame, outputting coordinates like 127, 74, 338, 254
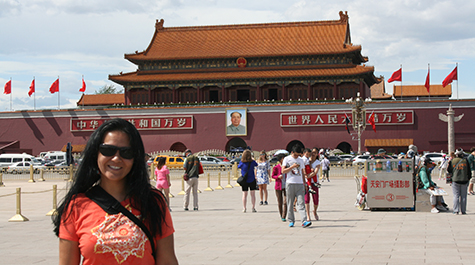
307, 83, 312, 100
333, 83, 338, 99
148, 87, 152, 104
173, 87, 177, 103
359, 81, 364, 98
124, 88, 130, 105
197, 86, 201, 103
282, 84, 286, 100
222, 85, 226, 102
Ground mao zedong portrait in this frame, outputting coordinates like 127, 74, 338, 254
227, 111, 246, 135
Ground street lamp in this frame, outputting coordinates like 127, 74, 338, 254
347, 92, 366, 154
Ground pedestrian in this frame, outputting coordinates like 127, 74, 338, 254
321, 155, 330, 182
419, 157, 448, 213
438, 154, 448, 180
256, 150, 271, 205
467, 147, 475, 195
183, 149, 202, 211
238, 149, 258, 213
446, 151, 455, 184
271, 154, 287, 221
305, 147, 321, 221
447, 149, 471, 214
155, 156, 172, 211
282, 145, 311, 228
53, 118, 178, 265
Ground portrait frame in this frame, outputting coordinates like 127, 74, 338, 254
225, 108, 247, 136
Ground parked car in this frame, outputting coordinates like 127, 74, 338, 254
352, 155, 371, 165
44, 160, 65, 168
229, 157, 241, 165
198, 156, 231, 167
338, 154, 354, 162
6, 162, 45, 174
327, 155, 343, 164
216, 156, 230, 162
0, 153, 41, 167
153, 155, 185, 168
421, 152, 446, 164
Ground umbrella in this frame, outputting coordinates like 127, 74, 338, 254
274, 149, 289, 156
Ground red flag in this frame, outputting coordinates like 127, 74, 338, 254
4, 80, 11, 94
28, 79, 35, 97
424, 68, 430, 93
388, 68, 402, 83
442, 66, 457, 87
79, 77, 86, 92
49, 78, 59, 94
368, 111, 376, 133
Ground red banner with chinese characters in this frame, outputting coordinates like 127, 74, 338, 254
280, 111, 413, 127
71, 116, 193, 132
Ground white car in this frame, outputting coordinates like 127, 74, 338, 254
352, 155, 371, 165
339, 154, 355, 162
198, 156, 232, 166
422, 153, 446, 164
6, 161, 45, 174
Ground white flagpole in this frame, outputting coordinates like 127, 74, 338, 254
428, 63, 431, 101
9, 78, 12, 111
400, 64, 403, 102
58, 76, 60, 110
33, 77, 36, 111
456, 62, 459, 100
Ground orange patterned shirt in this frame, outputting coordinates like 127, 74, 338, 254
60, 193, 174, 264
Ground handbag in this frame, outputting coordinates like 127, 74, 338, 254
183, 172, 189, 181
237, 162, 250, 186
86, 185, 156, 260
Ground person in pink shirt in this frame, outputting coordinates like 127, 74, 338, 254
155, 156, 172, 211
271, 154, 287, 221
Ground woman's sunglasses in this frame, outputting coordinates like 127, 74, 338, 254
99, 144, 134, 159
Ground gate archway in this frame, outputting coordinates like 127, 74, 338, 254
336, 142, 352, 154
226, 137, 247, 152
285, 140, 305, 152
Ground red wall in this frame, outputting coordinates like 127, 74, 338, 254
1, 100, 474, 156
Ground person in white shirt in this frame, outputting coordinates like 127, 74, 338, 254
282, 145, 311, 228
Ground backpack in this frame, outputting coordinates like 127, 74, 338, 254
452, 159, 468, 183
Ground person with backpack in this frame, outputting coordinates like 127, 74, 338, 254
418, 157, 448, 213
447, 149, 472, 215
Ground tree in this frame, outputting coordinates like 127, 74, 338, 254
95, 84, 123, 94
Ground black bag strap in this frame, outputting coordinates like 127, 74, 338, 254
86, 186, 156, 260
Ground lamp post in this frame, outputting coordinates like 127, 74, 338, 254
348, 92, 366, 154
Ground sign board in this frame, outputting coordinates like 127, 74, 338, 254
366, 159, 414, 208
280, 110, 414, 127
71, 116, 193, 132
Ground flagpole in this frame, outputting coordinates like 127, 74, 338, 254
9, 78, 12, 111
456, 62, 459, 100
58, 76, 60, 110
428, 63, 431, 101
33, 77, 36, 111
82, 75, 85, 109
400, 64, 403, 102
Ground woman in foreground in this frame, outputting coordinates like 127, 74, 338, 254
53, 118, 178, 265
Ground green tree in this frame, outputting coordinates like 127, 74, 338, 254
95, 84, 123, 94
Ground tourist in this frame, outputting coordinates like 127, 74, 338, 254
321, 155, 331, 182
467, 147, 475, 195
447, 149, 471, 214
53, 118, 177, 265
271, 154, 287, 221
419, 157, 448, 213
155, 156, 172, 211
305, 148, 321, 221
282, 145, 311, 228
183, 149, 202, 211
256, 151, 271, 205
238, 149, 258, 213
438, 154, 449, 180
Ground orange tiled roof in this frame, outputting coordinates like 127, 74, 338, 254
393, 84, 451, 97
126, 11, 359, 61
365, 139, 413, 147
77, 94, 124, 106
110, 65, 374, 84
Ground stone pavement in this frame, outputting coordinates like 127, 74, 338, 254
1, 176, 475, 264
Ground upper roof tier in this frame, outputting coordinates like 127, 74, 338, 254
125, 11, 361, 62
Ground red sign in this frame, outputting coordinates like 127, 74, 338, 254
71, 116, 193, 132
280, 111, 413, 127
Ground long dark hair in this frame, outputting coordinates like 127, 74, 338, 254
53, 118, 167, 237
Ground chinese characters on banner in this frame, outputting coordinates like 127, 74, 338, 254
71, 116, 193, 132
280, 111, 413, 127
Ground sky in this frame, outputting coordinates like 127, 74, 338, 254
1, 0, 474, 111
